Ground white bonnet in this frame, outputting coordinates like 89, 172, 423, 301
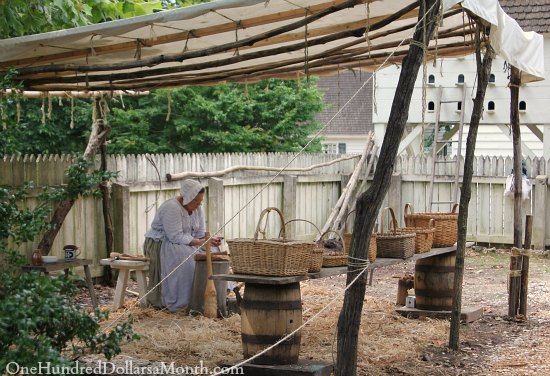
180, 179, 204, 205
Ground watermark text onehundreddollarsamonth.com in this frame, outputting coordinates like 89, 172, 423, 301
4, 360, 244, 375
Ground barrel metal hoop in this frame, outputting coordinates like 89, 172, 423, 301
242, 333, 301, 345
415, 288, 454, 297
242, 300, 302, 310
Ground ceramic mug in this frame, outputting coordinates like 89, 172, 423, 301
64, 245, 81, 261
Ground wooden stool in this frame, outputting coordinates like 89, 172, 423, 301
100, 259, 149, 310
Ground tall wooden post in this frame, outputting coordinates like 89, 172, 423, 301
335, 2, 441, 374
449, 29, 494, 350
510, 66, 523, 248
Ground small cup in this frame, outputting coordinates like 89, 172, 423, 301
64, 245, 81, 261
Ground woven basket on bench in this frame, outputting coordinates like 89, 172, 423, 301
376, 207, 415, 259
403, 203, 458, 248
342, 210, 377, 263
283, 219, 324, 273
227, 207, 314, 276
318, 231, 347, 268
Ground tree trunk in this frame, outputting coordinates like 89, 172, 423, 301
38, 107, 110, 255
510, 66, 522, 248
335, 1, 440, 375
449, 28, 494, 350
99, 104, 115, 284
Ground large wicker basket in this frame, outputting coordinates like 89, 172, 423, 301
376, 207, 415, 259
397, 216, 435, 254
404, 203, 458, 248
227, 207, 314, 276
283, 219, 324, 273
342, 210, 377, 263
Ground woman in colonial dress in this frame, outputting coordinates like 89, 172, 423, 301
143, 179, 221, 312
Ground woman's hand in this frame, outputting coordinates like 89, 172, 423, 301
210, 237, 223, 247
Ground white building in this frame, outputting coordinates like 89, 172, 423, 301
318, 0, 549, 159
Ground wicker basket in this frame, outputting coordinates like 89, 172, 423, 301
226, 207, 314, 276
397, 217, 435, 254
342, 210, 377, 263
283, 219, 324, 273
376, 207, 415, 259
319, 231, 347, 267
403, 203, 458, 247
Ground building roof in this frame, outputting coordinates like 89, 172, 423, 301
0, 0, 545, 92
500, 0, 550, 33
316, 71, 373, 135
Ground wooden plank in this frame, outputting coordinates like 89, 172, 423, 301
395, 306, 483, 323
222, 360, 333, 376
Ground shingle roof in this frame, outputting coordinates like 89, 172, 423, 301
315, 71, 373, 135
500, 0, 550, 33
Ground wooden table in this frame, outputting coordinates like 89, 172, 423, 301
211, 245, 462, 373
22, 259, 98, 310
100, 258, 149, 310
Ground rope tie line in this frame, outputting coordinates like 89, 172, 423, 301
102, 0, 441, 358
165, 91, 172, 121
89, 35, 97, 56
364, 2, 372, 57
134, 39, 143, 60
149, 24, 157, 41
234, 21, 241, 56
182, 31, 193, 53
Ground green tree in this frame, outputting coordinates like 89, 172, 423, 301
107, 79, 325, 153
0, 0, 167, 38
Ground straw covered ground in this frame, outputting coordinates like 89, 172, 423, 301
80, 247, 550, 375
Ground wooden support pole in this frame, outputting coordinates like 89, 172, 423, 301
519, 254, 530, 317
508, 255, 522, 318
510, 66, 523, 249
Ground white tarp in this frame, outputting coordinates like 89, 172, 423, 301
444, 0, 545, 82
0, 0, 544, 91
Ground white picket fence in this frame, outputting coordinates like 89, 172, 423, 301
2, 153, 548, 277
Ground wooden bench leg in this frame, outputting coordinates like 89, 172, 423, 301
83, 265, 99, 310
135, 270, 148, 308
113, 269, 129, 310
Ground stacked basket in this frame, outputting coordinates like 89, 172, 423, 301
318, 231, 347, 267
404, 203, 458, 248
227, 207, 315, 276
397, 204, 436, 253
376, 207, 415, 259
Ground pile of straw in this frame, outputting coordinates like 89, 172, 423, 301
102, 279, 449, 374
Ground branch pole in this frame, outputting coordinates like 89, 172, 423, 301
335, 2, 441, 374
449, 26, 494, 350
166, 153, 361, 181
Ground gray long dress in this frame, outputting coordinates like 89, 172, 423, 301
144, 198, 205, 312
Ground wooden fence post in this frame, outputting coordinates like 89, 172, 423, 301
112, 182, 130, 253
283, 175, 298, 238
207, 177, 225, 238
388, 173, 402, 226
533, 175, 547, 250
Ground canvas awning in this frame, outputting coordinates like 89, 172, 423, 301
0, 0, 544, 93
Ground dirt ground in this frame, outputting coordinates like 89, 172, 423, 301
79, 247, 550, 375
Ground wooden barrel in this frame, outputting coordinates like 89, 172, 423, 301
241, 282, 302, 365
189, 260, 229, 317
414, 251, 456, 311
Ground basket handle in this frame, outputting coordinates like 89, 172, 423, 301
340, 209, 356, 233
404, 203, 414, 227
279, 219, 321, 238
451, 203, 459, 214
317, 230, 346, 254
427, 218, 435, 228
380, 207, 398, 235
254, 207, 286, 241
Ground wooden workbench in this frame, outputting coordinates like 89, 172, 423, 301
22, 259, 98, 310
